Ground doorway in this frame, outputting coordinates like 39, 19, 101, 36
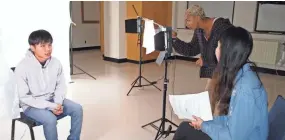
69, 1, 103, 80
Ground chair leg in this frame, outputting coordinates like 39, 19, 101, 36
29, 126, 35, 140
11, 120, 16, 140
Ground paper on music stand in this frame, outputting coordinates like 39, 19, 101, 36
143, 19, 164, 54
143, 20, 155, 54
156, 51, 166, 65
169, 91, 213, 121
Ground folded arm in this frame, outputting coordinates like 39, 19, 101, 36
15, 68, 57, 110
53, 63, 67, 105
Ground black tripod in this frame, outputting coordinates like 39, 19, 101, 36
126, 6, 161, 96
142, 27, 178, 140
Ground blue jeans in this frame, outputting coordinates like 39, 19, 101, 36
24, 99, 83, 140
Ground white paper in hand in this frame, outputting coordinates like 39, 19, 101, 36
169, 91, 213, 121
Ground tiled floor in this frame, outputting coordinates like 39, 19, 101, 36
1, 49, 285, 140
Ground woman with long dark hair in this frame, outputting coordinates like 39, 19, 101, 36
173, 26, 269, 140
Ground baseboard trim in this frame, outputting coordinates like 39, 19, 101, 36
102, 55, 285, 76
72, 46, 101, 51
103, 55, 128, 63
102, 55, 156, 64
127, 59, 156, 64
253, 67, 285, 76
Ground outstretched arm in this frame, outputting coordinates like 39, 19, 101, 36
172, 30, 200, 56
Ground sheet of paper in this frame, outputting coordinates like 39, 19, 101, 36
155, 51, 166, 65
169, 91, 213, 121
142, 20, 155, 54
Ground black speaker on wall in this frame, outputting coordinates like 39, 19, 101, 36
125, 18, 138, 33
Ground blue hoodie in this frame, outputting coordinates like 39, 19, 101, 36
15, 49, 66, 111
201, 63, 269, 140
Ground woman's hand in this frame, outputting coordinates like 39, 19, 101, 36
196, 57, 203, 67
172, 31, 177, 38
189, 115, 204, 130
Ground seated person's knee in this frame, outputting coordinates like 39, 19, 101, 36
43, 116, 57, 126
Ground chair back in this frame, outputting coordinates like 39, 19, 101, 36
10, 67, 21, 109
11, 67, 15, 72
268, 95, 285, 140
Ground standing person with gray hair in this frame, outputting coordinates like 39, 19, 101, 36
172, 5, 233, 90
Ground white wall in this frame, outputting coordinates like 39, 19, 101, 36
103, 1, 126, 59
188, 1, 235, 23
175, 1, 257, 31
174, 1, 285, 35
175, 2, 188, 29
71, 1, 100, 48
0, 1, 72, 82
233, 1, 257, 32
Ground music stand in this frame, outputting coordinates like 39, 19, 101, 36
125, 5, 161, 96
141, 25, 178, 140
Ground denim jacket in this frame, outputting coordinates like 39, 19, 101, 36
201, 63, 269, 140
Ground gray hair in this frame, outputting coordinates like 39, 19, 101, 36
185, 5, 206, 19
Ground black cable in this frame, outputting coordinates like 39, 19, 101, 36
73, 64, 96, 80
170, 52, 177, 122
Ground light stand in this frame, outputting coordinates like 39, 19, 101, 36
126, 5, 161, 96
69, 1, 96, 81
69, 1, 74, 75
142, 27, 178, 140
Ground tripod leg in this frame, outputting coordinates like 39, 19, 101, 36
130, 76, 140, 86
142, 118, 161, 128
165, 119, 178, 127
150, 123, 159, 130
141, 76, 161, 91
154, 121, 163, 140
156, 134, 163, 140
127, 77, 140, 96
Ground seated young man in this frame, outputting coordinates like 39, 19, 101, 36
15, 29, 83, 140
